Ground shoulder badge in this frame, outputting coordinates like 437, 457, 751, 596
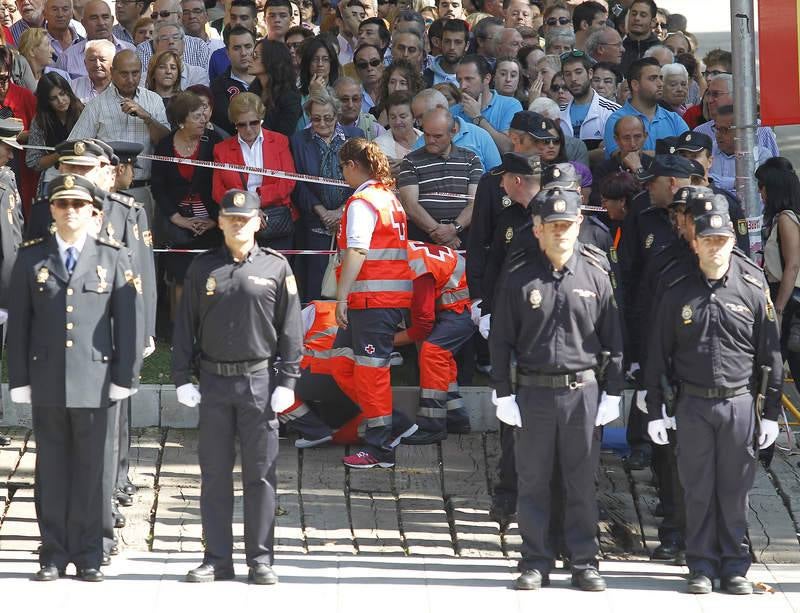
142, 230, 153, 248
206, 276, 216, 295
21, 237, 44, 248
501, 195, 512, 208
681, 304, 692, 324
285, 274, 298, 295
505, 226, 513, 243
529, 288, 542, 309
737, 219, 747, 236
645, 233, 654, 249
36, 266, 49, 283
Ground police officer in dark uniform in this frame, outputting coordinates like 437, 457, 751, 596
645, 193, 783, 595
490, 187, 624, 591
8, 173, 144, 582
172, 189, 303, 585
0, 119, 24, 447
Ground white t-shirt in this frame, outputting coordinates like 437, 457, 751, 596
345, 179, 379, 250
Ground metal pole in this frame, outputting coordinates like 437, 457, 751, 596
730, 0, 761, 255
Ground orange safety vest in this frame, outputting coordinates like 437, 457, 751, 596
337, 181, 413, 310
407, 241, 471, 314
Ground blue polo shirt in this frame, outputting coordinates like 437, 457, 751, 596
603, 100, 689, 157
412, 118, 501, 171
450, 90, 523, 132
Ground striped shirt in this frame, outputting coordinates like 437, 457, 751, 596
136, 34, 210, 71
112, 24, 134, 44
10, 17, 85, 45
55, 36, 136, 78
397, 144, 483, 222
68, 84, 170, 180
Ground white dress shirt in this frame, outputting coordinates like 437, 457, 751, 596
55, 231, 88, 271
238, 130, 264, 193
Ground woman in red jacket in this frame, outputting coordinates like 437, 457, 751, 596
212, 92, 297, 251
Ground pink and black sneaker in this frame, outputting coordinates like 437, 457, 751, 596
342, 450, 395, 469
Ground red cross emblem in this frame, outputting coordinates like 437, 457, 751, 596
364, 344, 376, 355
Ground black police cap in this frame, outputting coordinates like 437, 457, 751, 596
0, 118, 22, 149
491, 152, 542, 176
542, 163, 580, 191
48, 173, 98, 208
654, 136, 678, 155
671, 185, 712, 209
108, 141, 144, 166
219, 189, 260, 217
685, 187, 720, 217
636, 154, 695, 182
536, 187, 582, 223
693, 194, 734, 237
675, 130, 713, 153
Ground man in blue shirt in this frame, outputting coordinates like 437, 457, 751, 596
411, 88, 502, 170
603, 57, 688, 158
450, 54, 522, 154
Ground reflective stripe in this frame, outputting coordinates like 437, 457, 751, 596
447, 398, 466, 411
367, 248, 407, 260
306, 347, 354, 360
350, 279, 414, 293
438, 288, 470, 306
354, 354, 390, 368
417, 406, 447, 419
445, 256, 466, 290
420, 388, 448, 400
281, 403, 310, 420
307, 326, 338, 343
366, 415, 392, 427
408, 258, 428, 275
447, 383, 459, 393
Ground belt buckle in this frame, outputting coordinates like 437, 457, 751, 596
221, 363, 235, 376
569, 380, 582, 390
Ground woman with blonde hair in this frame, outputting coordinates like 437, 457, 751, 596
17, 28, 69, 84
145, 50, 182, 105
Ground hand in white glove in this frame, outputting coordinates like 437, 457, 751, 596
271, 385, 295, 413
109, 383, 133, 401
661, 405, 676, 430
479, 313, 491, 339
10, 385, 31, 404
635, 389, 648, 414
491, 388, 498, 406
176, 383, 201, 407
647, 419, 669, 445
470, 300, 482, 327
595, 392, 621, 426
758, 418, 780, 449
0, 308, 8, 325
143, 336, 156, 358
496, 395, 521, 427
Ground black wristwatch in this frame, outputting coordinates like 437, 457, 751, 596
453, 222, 463, 233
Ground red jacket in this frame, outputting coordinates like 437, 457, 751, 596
212, 128, 297, 218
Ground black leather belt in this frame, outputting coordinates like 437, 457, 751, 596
130, 179, 151, 188
199, 358, 270, 377
517, 369, 596, 389
681, 382, 750, 399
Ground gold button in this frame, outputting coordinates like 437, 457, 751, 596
66, 340, 73, 348
66, 288, 74, 296
66, 305, 73, 312
66, 323, 73, 330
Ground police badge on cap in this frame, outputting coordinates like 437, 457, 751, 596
220, 189, 260, 217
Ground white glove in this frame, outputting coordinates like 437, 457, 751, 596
495, 395, 521, 427
635, 389, 648, 413
661, 404, 676, 430
271, 385, 295, 413
0, 308, 8, 325
479, 314, 491, 339
109, 383, 133, 401
595, 392, 621, 426
626, 362, 640, 378
470, 300, 482, 327
143, 336, 155, 358
10, 385, 31, 404
176, 383, 201, 407
647, 419, 669, 445
491, 388, 498, 405
758, 418, 780, 449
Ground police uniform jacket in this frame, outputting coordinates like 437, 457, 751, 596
465, 169, 508, 300
172, 244, 303, 388
0, 166, 23, 307
7, 235, 145, 408
489, 245, 624, 398
643, 255, 784, 421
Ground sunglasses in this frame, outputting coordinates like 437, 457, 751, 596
53, 200, 91, 209
549, 84, 568, 92
235, 119, 262, 128
311, 114, 335, 123
355, 58, 382, 70
545, 16, 570, 26
538, 137, 560, 145
151, 9, 178, 18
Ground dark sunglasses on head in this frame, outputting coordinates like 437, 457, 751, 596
235, 119, 262, 128
355, 58, 382, 69
151, 9, 178, 18
560, 49, 587, 62
545, 16, 570, 26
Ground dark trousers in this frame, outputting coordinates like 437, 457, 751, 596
675, 393, 756, 578
33, 405, 108, 570
651, 430, 685, 547
333, 307, 407, 453
492, 422, 518, 514
116, 397, 131, 489
515, 382, 600, 574
102, 402, 121, 553
198, 368, 279, 568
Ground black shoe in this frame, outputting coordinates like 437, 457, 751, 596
76, 568, 104, 582
122, 481, 137, 496
687, 571, 712, 594
116, 490, 133, 507
402, 429, 447, 445
672, 550, 686, 566
571, 569, 606, 591
113, 505, 126, 528
185, 564, 235, 583
248, 564, 278, 585
626, 448, 650, 471
0, 433, 10, 446
32, 565, 62, 581
721, 575, 753, 595
515, 569, 549, 590
101, 553, 111, 567
652, 542, 680, 560
109, 544, 120, 556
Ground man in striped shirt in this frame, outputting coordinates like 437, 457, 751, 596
397, 107, 483, 248
136, 0, 209, 69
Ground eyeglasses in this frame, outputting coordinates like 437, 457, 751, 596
311, 114, 335, 124
597, 40, 623, 48
706, 89, 729, 99
157, 34, 183, 42
311, 55, 330, 64
713, 125, 733, 135
545, 16, 570, 26
184, 7, 205, 15
235, 119, 262, 128
151, 9, 178, 18
703, 69, 730, 79
538, 137, 560, 145
355, 58, 381, 70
